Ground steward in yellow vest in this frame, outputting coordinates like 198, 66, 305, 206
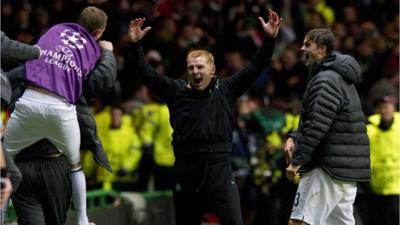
136, 102, 175, 190
95, 106, 142, 191
365, 95, 399, 225
368, 110, 400, 195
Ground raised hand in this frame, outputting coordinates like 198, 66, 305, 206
128, 18, 151, 43
258, 9, 282, 38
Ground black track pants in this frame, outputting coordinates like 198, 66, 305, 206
173, 159, 243, 225
12, 156, 71, 225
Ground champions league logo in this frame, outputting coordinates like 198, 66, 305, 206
60, 29, 87, 49
55, 45, 74, 58
40, 44, 83, 77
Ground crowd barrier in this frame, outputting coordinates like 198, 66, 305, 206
6, 189, 175, 225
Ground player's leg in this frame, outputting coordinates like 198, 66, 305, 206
325, 181, 357, 225
290, 168, 342, 225
47, 105, 89, 225
3, 98, 44, 158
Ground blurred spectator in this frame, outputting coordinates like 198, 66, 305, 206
362, 94, 399, 225
306, 10, 328, 30
136, 100, 175, 191
220, 50, 247, 78
231, 96, 259, 225
94, 106, 142, 191
270, 44, 307, 102
128, 48, 171, 192
146, 49, 165, 75
31, 7, 50, 35
313, 0, 335, 26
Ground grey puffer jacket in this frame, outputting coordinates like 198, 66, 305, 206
291, 53, 370, 182
1, 31, 40, 103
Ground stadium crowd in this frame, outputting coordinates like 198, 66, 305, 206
1, 0, 398, 225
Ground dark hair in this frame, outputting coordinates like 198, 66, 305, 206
77, 6, 107, 34
373, 95, 397, 107
305, 28, 335, 55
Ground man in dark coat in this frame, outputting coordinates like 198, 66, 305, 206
0, 31, 41, 224
284, 28, 370, 225
127, 9, 281, 225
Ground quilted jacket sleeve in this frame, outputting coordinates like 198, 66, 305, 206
82, 49, 117, 99
291, 72, 343, 166
1, 31, 40, 71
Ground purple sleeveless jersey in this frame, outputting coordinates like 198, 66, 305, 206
26, 23, 101, 103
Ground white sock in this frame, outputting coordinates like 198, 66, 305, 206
71, 169, 89, 225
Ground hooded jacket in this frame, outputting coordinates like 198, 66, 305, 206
291, 53, 370, 182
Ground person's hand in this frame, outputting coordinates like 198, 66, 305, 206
34, 44, 41, 51
286, 163, 301, 181
99, 40, 113, 51
283, 137, 295, 164
128, 18, 151, 43
258, 9, 282, 38
0, 177, 12, 209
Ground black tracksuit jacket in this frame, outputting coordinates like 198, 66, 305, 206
129, 37, 275, 162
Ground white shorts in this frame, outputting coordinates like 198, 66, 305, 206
4, 89, 81, 164
290, 168, 357, 225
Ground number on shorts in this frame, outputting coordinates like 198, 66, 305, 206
294, 192, 300, 207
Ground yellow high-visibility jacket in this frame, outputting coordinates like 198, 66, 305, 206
282, 112, 300, 135
138, 103, 175, 167
95, 108, 142, 189
367, 112, 400, 195
93, 106, 112, 138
